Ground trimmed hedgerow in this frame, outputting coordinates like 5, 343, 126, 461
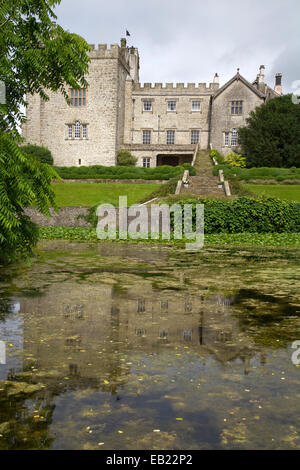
54, 163, 196, 180
212, 165, 300, 181
171, 196, 300, 233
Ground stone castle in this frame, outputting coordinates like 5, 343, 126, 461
23, 38, 283, 168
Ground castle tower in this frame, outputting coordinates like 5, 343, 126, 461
23, 39, 135, 166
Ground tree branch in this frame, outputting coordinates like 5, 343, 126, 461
0, 17, 10, 28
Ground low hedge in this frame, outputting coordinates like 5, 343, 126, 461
171, 196, 300, 233
54, 163, 196, 181
213, 165, 300, 181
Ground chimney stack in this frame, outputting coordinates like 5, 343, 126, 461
213, 73, 219, 84
274, 73, 283, 95
258, 65, 265, 84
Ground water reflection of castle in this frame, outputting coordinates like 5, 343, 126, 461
6, 280, 266, 392
0, 279, 269, 450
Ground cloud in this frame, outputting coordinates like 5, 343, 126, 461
54, 0, 299, 91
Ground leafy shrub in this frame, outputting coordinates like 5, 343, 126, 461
238, 94, 300, 168
210, 149, 224, 164
117, 149, 138, 166
275, 176, 286, 182
1, 134, 57, 264
55, 164, 196, 180
224, 152, 246, 168
226, 176, 255, 197
21, 144, 53, 165
170, 196, 300, 234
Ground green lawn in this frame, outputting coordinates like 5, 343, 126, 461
52, 183, 161, 207
243, 184, 300, 202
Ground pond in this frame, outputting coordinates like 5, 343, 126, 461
0, 241, 299, 450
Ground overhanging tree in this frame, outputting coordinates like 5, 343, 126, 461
0, 0, 90, 263
238, 94, 300, 168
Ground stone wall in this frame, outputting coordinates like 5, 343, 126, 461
24, 207, 92, 227
210, 78, 265, 155
124, 82, 218, 150
23, 43, 131, 167
23, 93, 41, 145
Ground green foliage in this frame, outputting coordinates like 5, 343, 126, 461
0, 0, 90, 133
0, 0, 90, 262
39, 226, 300, 247
210, 149, 225, 164
80, 206, 98, 228
117, 149, 138, 166
0, 131, 58, 263
201, 232, 300, 247
226, 176, 254, 197
21, 144, 53, 165
39, 226, 98, 242
80, 195, 300, 234
238, 94, 300, 168
224, 151, 246, 168
212, 165, 300, 181
54, 164, 196, 180
170, 197, 300, 234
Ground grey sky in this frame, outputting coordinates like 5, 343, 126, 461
54, 0, 299, 92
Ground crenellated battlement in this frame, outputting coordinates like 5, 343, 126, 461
132, 82, 219, 92
88, 43, 120, 59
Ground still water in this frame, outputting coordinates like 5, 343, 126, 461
0, 241, 299, 450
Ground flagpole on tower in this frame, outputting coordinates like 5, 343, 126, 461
126, 29, 131, 46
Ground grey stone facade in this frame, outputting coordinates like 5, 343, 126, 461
23, 39, 282, 167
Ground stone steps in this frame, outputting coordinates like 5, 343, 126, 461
181, 150, 225, 197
